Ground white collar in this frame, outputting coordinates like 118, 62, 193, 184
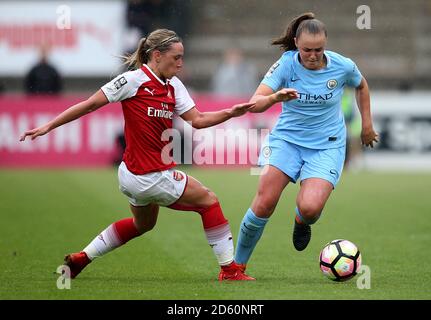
143, 64, 169, 85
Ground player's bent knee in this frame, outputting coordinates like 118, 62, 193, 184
208, 191, 219, 204
297, 203, 322, 224
201, 189, 219, 207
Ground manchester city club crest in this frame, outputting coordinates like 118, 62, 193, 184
326, 79, 338, 89
262, 146, 272, 158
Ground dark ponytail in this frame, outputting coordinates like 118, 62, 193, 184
272, 12, 327, 51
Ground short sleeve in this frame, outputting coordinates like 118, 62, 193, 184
170, 77, 195, 115
101, 69, 145, 103
261, 56, 289, 92
345, 59, 363, 88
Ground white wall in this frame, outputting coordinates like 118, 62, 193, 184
358, 90, 431, 171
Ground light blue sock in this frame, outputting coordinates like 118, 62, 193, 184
234, 208, 269, 265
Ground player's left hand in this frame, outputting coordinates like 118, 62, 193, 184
361, 126, 379, 148
229, 102, 256, 117
274, 88, 299, 102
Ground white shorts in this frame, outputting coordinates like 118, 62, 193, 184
118, 162, 188, 207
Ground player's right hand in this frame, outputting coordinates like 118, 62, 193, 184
361, 127, 379, 148
229, 102, 256, 117
19, 125, 50, 141
274, 88, 298, 102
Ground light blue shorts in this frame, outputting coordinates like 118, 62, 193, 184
258, 134, 346, 188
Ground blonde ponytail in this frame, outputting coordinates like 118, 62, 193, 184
123, 37, 148, 69
122, 29, 181, 69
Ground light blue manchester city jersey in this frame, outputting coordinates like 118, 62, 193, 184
261, 50, 363, 149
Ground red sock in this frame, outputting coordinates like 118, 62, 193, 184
168, 201, 228, 229
199, 202, 228, 229
113, 218, 141, 244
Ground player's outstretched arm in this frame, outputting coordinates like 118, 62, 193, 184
20, 90, 109, 141
248, 84, 298, 113
180, 102, 255, 129
355, 77, 379, 148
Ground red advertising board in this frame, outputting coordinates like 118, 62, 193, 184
0, 95, 281, 168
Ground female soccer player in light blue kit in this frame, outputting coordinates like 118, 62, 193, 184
234, 12, 378, 275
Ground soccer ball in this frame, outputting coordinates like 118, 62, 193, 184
319, 239, 361, 281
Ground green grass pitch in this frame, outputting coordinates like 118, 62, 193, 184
1, 168, 430, 299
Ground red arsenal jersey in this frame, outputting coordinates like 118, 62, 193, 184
101, 65, 195, 174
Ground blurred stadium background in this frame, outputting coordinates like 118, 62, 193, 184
1, 0, 430, 300
1, 0, 431, 170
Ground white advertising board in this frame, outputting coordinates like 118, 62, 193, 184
0, 0, 126, 76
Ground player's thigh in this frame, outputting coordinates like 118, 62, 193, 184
297, 146, 343, 214
174, 175, 217, 208
129, 203, 159, 232
296, 178, 333, 214
300, 146, 346, 189
251, 165, 291, 217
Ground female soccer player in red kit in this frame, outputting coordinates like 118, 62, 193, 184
20, 29, 255, 281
